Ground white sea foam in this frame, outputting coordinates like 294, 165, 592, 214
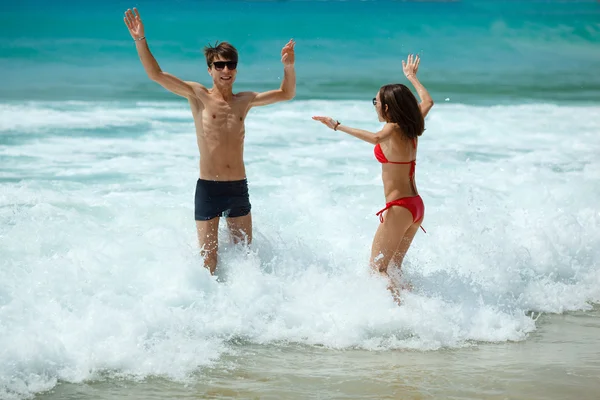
1, 100, 599, 399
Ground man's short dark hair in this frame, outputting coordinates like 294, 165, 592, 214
203, 41, 238, 67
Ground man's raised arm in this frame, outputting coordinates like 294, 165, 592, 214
124, 8, 200, 99
250, 39, 296, 107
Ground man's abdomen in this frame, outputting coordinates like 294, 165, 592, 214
198, 153, 246, 181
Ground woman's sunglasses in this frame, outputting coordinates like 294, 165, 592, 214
372, 98, 378, 106
212, 61, 238, 71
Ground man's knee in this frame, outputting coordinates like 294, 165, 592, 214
226, 213, 252, 245
230, 228, 251, 245
200, 244, 217, 257
200, 245, 218, 274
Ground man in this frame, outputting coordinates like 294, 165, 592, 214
124, 8, 296, 274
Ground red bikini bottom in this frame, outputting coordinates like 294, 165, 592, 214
376, 195, 426, 233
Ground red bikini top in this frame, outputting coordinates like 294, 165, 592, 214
374, 138, 417, 177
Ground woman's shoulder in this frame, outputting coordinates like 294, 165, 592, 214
384, 123, 406, 139
382, 122, 402, 135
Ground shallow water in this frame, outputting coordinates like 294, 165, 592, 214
35, 308, 600, 400
2, 100, 599, 399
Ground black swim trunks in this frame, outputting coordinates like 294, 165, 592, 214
194, 178, 251, 221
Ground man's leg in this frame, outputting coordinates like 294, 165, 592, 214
196, 218, 220, 275
226, 212, 252, 246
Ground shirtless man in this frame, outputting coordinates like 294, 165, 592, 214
124, 8, 296, 274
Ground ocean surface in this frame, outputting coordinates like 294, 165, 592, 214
1, 0, 600, 399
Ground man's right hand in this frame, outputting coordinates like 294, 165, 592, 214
124, 8, 145, 40
281, 39, 296, 66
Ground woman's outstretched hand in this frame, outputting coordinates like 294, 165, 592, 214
312, 116, 339, 130
402, 54, 420, 79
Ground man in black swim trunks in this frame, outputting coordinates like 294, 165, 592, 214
124, 8, 296, 274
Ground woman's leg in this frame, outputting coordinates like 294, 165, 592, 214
370, 206, 414, 275
389, 220, 422, 290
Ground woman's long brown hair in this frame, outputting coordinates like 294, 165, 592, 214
379, 84, 424, 139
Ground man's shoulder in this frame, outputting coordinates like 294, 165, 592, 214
233, 91, 259, 107
235, 91, 258, 98
187, 81, 208, 92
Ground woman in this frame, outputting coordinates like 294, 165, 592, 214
312, 54, 434, 292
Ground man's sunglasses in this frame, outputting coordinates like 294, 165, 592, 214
212, 61, 238, 71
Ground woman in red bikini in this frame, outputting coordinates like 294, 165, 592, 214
312, 54, 434, 291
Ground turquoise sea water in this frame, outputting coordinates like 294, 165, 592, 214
1, 0, 600, 103
1, 1, 600, 399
